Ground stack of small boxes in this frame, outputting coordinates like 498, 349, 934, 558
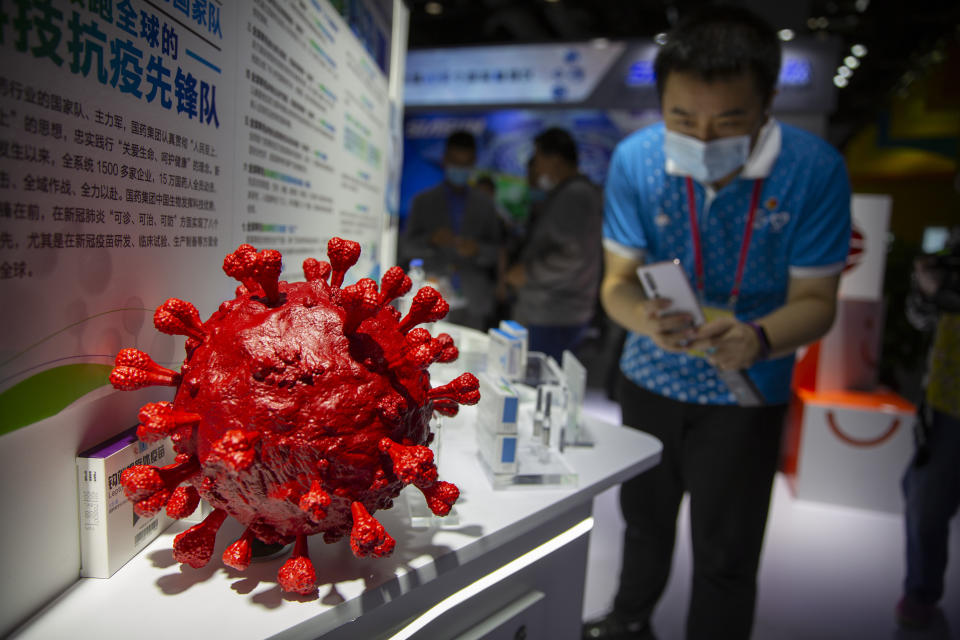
475, 373, 520, 474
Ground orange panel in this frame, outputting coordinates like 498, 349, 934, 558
795, 388, 916, 413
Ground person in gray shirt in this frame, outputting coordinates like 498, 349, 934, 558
506, 127, 603, 360
399, 130, 503, 330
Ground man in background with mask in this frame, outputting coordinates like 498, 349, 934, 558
506, 127, 602, 361
585, 7, 851, 640
400, 130, 503, 330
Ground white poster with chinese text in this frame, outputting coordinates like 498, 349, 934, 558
234, 0, 389, 282
0, 1, 395, 634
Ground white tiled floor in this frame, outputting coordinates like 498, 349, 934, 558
580, 390, 960, 640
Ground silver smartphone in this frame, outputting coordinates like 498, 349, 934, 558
635, 259, 705, 326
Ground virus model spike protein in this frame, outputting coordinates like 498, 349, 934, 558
111, 238, 478, 596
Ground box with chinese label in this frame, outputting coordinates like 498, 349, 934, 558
76, 427, 174, 578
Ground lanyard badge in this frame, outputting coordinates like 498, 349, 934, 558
685, 177, 764, 310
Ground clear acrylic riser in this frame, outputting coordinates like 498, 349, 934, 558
476, 441, 578, 490
475, 400, 581, 490
404, 414, 462, 529
405, 490, 461, 529
426, 340, 589, 492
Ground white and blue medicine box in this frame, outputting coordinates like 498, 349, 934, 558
477, 373, 519, 434
498, 320, 528, 371
476, 427, 519, 475
487, 328, 522, 378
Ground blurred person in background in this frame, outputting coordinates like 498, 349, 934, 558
527, 154, 549, 211
897, 225, 960, 629
505, 127, 603, 361
586, 6, 851, 640
399, 130, 502, 330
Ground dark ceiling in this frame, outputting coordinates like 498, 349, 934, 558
405, 0, 960, 148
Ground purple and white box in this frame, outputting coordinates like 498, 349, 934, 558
76, 427, 174, 578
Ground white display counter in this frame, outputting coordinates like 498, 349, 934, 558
11, 347, 661, 639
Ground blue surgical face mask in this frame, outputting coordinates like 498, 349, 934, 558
445, 165, 472, 187
663, 129, 751, 184
536, 174, 556, 192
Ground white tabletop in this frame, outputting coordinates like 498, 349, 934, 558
13, 344, 661, 640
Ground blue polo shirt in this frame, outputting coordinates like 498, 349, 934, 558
603, 120, 851, 405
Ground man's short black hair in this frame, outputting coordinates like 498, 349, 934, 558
445, 130, 477, 153
654, 4, 781, 101
534, 127, 578, 168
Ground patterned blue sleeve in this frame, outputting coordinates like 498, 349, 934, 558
603, 141, 647, 256
789, 152, 852, 274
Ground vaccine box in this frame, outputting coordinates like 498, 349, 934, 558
488, 328, 523, 379
477, 373, 520, 435
476, 374, 520, 475
476, 427, 519, 475
499, 320, 529, 372
76, 428, 174, 578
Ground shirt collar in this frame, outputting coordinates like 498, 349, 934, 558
664, 118, 781, 181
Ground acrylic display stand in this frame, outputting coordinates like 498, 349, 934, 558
475, 352, 581, 489
476, 414, 579, 490
424, 331, 592, 491
405, 415, 461, 527
562, 350, 594, 448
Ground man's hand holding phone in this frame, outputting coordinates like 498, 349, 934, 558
635, 261, 704, 352
687, 318, 763, 370
641, 297, 699, 353
633, 261, 766, 405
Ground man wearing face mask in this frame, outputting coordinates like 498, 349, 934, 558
506, 127, 603, 361
585, 7, 851, 640
400, 130, 503, 330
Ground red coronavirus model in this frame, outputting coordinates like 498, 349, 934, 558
109, 238, 479, 595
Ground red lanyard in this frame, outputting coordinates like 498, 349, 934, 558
685, 177, 764, 307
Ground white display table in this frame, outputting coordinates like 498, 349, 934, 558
12, 334, 661, 640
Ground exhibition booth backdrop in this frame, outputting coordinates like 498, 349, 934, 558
398, 37, 840, 225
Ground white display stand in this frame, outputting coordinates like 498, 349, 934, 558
838, 194, 892, 303
11, 327, 661, 640
802, 194, 893, 392
783, 192, 913, 514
